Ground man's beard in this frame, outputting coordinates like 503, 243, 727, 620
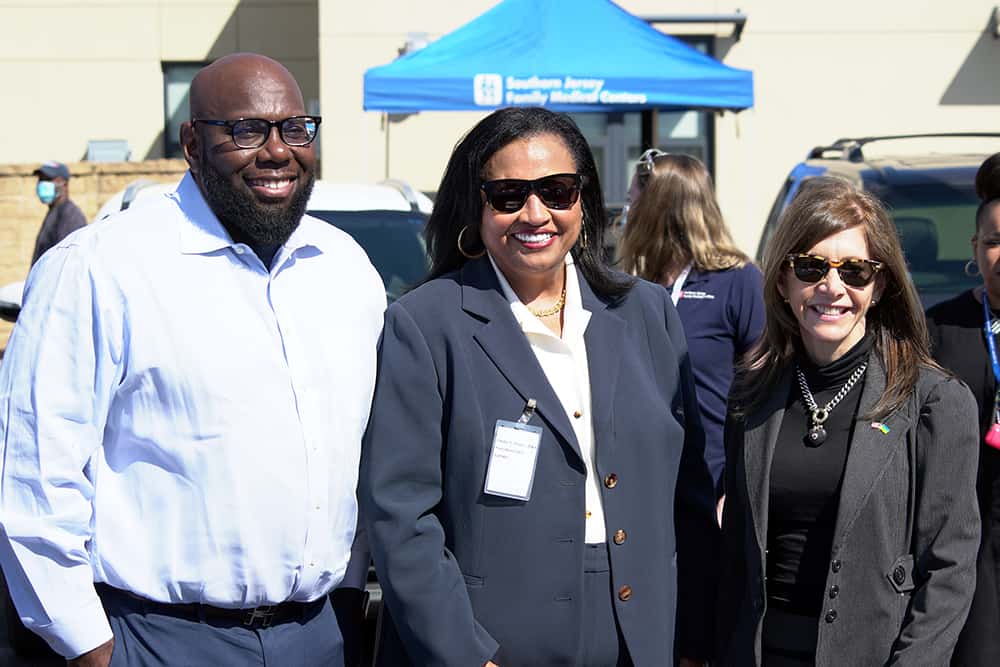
198, 155, 315, 250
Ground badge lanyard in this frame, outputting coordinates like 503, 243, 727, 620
980, 294, 1000, 448
671, 263, 693, 306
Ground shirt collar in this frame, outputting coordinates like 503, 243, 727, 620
682, 266, 710, 286
172, 172, 323, 257
173, 172, 234, 255
487, 253, 591, 340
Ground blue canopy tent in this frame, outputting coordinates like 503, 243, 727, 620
363, 0, 754, 113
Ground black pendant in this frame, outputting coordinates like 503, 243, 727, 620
805, 425, 827, 447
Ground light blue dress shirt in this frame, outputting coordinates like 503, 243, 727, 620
0, 173, 385, 658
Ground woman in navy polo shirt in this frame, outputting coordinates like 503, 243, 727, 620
619, 152, 764, 505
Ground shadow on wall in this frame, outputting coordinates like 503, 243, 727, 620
141, 3, 239, 160
940, 17, 1000, 105
141, 0, 320, 160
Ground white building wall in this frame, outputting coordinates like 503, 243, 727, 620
2, 1, 997, 253
318, 0, 1000, 253
0, 0, 320, 164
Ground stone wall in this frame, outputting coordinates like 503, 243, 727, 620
0, 160, 188, 347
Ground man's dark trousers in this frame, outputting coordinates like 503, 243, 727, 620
99, 586, 344, 666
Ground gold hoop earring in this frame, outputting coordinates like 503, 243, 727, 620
457, 225, 485, 259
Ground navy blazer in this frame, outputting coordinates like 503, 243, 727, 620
360, 257, 718, 667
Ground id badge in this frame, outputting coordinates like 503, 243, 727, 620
484, 419, 543, 501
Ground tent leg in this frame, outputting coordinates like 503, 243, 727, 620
383, 112, 390, 180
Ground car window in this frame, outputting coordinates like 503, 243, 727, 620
308, 209, 428, 302
865, 177, 979, 306
757, 163, 829, 263
757, 177, 795, 262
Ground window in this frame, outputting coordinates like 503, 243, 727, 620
865, 173, 981, 304
568, 36, 716, 208
162, 63, 207, 158
646, 37, 714, 181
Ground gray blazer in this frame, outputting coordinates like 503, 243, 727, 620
360, 257, 718, 667
716, 359, 981, 666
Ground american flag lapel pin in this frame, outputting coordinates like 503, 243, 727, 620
870, 421, 890, 434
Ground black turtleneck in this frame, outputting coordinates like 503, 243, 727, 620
766, 331, 874, 616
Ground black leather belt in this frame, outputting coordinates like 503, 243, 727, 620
95, 583, 323, 629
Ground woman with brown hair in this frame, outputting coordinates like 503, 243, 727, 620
619, 152, 763, 497
716, 176, 980, 666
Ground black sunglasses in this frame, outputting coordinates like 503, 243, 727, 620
192, 116, 322, 149
786, 254, 883, 288
636, 148, 669, 189
481, 173, 585, 213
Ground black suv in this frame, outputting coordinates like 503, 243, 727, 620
756, 133, 1000, 307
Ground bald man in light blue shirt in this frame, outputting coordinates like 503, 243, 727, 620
0, 53, 384, 667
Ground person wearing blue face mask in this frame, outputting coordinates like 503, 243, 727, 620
31, 161, 86, 265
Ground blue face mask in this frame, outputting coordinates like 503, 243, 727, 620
36, 181, 57, 205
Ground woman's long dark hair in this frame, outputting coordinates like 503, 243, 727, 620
423, 107, 633, 299
734, 176, 941, 420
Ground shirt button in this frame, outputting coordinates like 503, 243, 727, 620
315, 505, 321, 510
585, 511, 592, 519
234, 246, 245, 254
604, 473, 618, 489
613, 529, 627, 545
829, 585, 839, 599
618, 585, 632, 602
825, 609, 838, 623
573, 410, 583, 419
831, 559, 842, 573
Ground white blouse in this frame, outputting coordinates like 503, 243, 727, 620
489, 254, 607, 543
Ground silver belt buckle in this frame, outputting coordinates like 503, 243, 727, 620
243, 605, 276, 628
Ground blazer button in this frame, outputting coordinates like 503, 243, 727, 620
829, 585, 839, 599
613, 529, 627, 545
604, 473, 618, 489
831, 559, 842, 573
825, 609, 838, 623
892, 565, 906, 586
618, 585, 632, 601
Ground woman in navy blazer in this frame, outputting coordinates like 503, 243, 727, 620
360, 108, 718, 667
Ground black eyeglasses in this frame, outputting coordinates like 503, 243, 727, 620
786, 254, 883, 288
192, 116, 322, 149
481, 173, 585, 213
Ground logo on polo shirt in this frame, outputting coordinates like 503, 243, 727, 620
678, 290, 715, 300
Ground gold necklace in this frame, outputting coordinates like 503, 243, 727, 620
527, 287, 567, 318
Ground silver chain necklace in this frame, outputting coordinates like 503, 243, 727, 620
796, 362, 868, 447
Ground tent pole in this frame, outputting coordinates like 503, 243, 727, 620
383, 112, 390, 180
